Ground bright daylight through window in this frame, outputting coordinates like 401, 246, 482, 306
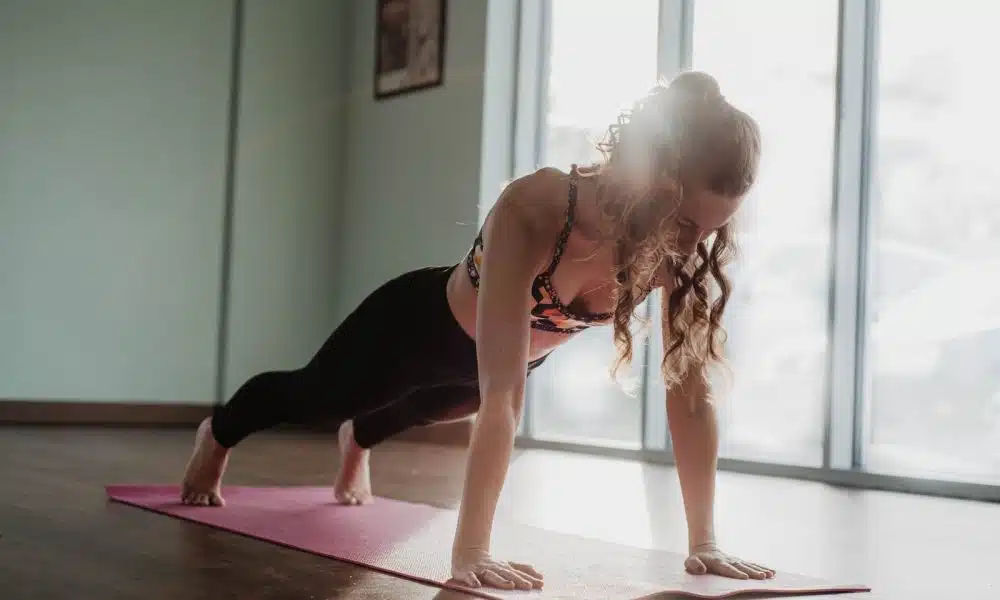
690, 0, 838, 467
864, 0, 1000, 484
517, 0, 1000, 492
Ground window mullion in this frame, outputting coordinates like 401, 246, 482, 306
644, 0, 692, 453
511, 0, 548, 183
851, 0, 881, 471
514, 0, 550, 440
825, 0, 876, 470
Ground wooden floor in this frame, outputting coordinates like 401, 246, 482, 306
1, 427, 996, 600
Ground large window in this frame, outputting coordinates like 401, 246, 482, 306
690, 0, 839, 466
513, 0, 1000, 498
863, 1, 1000, 484
527, 0, 660, 448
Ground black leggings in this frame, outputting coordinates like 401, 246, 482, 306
210, 265, 547, 449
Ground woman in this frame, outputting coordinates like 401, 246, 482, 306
180, 70, 775, 590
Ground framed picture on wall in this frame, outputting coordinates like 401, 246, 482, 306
374, 0, 447, 100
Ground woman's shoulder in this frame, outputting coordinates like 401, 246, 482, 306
491, 167, 573, 237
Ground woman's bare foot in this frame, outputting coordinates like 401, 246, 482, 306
180, 417, 230, 507
333, 420, 373, 505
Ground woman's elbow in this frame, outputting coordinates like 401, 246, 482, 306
479, 382, 525, 424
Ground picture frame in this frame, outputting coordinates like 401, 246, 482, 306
374, 0, 448, 100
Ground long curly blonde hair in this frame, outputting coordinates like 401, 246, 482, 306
584, 71, 761, 390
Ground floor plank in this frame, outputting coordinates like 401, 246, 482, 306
0, 426, 995, 599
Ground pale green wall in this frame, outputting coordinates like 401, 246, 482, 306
0, 1, 233, 402
0, 0, 349, 405
336, 0, 492, 319
0, 0, 511, 405
223, 0, 348, 398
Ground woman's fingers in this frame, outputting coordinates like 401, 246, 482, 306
508, 562, 544, 588
745, 561, 775, 577
506, 569, 541, 589
458, 571, 482, 588
452, 557, 544, 591
706, 557, 749, 580
734, 561, 769, 579
734, 560, 775, 578
495, 566, 534, 590
480, 569, 515, 589
509, 561, 544, 581
685, 552, 775, 581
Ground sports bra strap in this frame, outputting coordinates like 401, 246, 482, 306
540, 166, 579, 276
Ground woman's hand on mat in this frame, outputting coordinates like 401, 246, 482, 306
451, 548, 544, 591
685, 543, 775, 580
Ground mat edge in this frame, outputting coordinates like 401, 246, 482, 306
106, 494, 504, 600
105, 486, 871, 599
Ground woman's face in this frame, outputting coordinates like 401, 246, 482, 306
673, 186, 743, 255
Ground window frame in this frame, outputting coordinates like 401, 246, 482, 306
507, 0, 1000, 503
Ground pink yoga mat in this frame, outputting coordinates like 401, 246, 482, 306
106, 485, 870, 599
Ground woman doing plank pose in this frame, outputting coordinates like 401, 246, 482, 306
179, 70, 775, 590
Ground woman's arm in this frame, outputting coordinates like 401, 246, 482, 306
663, 297, 774, 580
451, 171, 559, 590
665, 366, 719, 551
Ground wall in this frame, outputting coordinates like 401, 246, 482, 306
0, 0, 349, 406
336, 0, 517, 319
223, 0, 348, 398
0, 0, 512, 407
0, 0, 233, 403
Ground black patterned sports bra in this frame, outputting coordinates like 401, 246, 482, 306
464, 169, 614, 335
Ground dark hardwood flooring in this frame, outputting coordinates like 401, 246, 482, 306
0, 426, 996, 599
